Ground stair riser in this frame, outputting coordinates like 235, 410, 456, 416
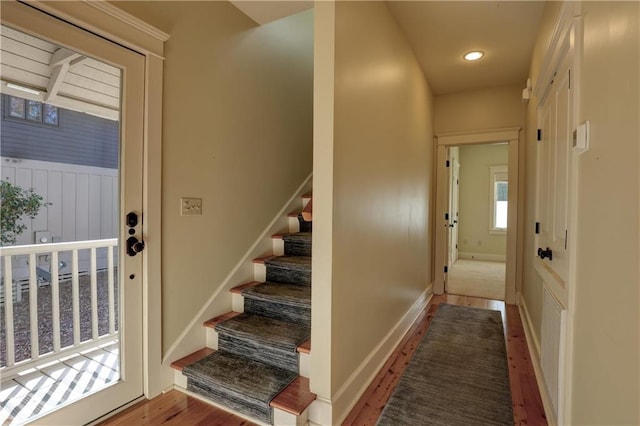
218, 334, 299, 373
244, 298, 310, 327
266, 266, 311, 286
187, 380, 272, 424
299, 352, 310, 379
283, 240, 312, 257
272, 238, 285, 256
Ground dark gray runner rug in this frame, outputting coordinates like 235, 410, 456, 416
183, 350, 297, 424
377, 304, 513, 426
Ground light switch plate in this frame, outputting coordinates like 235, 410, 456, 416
181, 197, 202, 216
573, 120, 590, 154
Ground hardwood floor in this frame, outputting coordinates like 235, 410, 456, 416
97, 390, 257, 426
99, 294, 546, 426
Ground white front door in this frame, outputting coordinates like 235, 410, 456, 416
1, 3, 144, 424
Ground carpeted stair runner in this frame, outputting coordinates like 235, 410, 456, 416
297, 214, 312, 232
242, 282, 311, 326
183, 351, 297, 424
182, 211, 312, 424
216, 313, 309, 372
265, 256, 312, 285
281, 232, 312, 256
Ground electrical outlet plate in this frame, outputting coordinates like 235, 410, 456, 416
181, 197, 202, 216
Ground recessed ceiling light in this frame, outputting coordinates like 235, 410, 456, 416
463, 51, 485, 61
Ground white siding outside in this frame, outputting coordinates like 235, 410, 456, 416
1, 157, 118, 281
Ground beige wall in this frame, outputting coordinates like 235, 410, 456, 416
434, 85, 525, 134
570, 2, 639, 423
313, 1, 433, 420
457, 144, 508, 258
111, 1, 314, 353
523, 1, 639, 423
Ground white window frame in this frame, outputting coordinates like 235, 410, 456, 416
489, 165, 508, 234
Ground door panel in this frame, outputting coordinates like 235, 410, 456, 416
1, 2, 144, 424
536, 52, 572, 286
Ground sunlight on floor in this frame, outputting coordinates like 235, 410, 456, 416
447, 259, 506, 300
0, 340, 120, 425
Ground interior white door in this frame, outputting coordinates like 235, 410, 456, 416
1, 3, 144, 424
536, 51, 573, 286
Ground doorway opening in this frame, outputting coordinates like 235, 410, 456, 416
434, 128, 519, 304
445, 144, 508, 300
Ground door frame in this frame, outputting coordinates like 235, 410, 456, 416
4, 0, 168, 402
434, 127, 520, 304
447, 151, 460, 269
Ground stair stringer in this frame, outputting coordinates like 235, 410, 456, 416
161, 174, 313, 390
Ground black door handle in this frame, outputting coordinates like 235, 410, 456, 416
538, 247, 553, 261
127, 236, 145, 256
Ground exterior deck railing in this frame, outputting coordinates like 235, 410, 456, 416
0, 239, 118, 377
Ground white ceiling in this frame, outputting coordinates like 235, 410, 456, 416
385, 1, 546, 95
229, 1, 545, 96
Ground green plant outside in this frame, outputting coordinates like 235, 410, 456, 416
0, 180, 50, 245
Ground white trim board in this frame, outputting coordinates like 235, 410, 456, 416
161, 174, 313, 389
458, 252, 506, 262
308, 286, 433, 425
518, 294, 555, 426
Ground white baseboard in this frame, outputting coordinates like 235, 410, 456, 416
518, 293, 555, 426
519, 293, 541, 356
309, 285, 433, 425
162, 174, 313, 389
458, 252, 506, 262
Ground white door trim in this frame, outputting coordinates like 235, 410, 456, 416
14, 0, 167, 400
434, 128, 520, 304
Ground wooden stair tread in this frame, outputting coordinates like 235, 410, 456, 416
170, 347, 215, 372
230, 281, 262, 294
203, 311, 241, 329
297, 339, 311, 354
270, 376, 316, 415
253, 255, 277, 264
288, 211, 302, 218
302, 192, 312, 199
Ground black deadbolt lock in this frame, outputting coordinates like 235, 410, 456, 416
126, 212, 138, 228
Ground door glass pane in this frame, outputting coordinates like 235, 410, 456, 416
0, 24, 123, 424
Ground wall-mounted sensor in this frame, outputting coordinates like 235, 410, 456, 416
573, 121, 590, 154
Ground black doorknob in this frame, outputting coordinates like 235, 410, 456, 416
538, 247, 553, 261
126, 236, 145, 257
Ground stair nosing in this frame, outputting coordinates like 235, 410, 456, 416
203, 311, 241, 329
270, 376, 316, 415
230, 281, 262, 294
170, 347, 215, 372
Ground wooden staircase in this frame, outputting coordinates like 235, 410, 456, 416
171, 193, 314, 425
